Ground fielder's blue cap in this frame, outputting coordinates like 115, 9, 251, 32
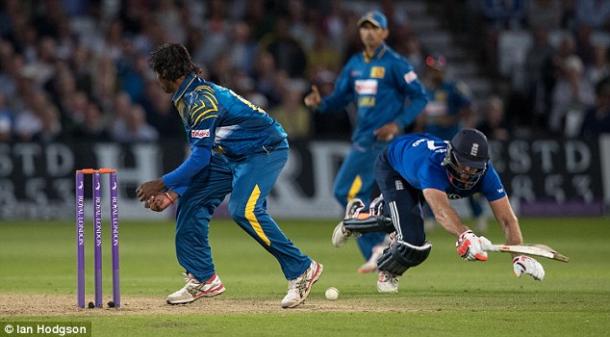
357, 10, 388, 29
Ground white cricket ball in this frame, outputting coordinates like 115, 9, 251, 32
325, 287, 339, 300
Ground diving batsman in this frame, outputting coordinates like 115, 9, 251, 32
304, 10, 428, 273
332, 128, 545, 293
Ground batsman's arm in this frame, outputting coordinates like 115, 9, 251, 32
422, 188, 469, 236
489, 196, 523, 245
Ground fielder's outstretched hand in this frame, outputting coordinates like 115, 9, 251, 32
304, 85, 321, 108
513, 255, 545, 281
456, 230, 491, 261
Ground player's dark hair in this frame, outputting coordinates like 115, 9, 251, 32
149, 43, 198, 81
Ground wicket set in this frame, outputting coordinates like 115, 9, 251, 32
75, 168, 120, 309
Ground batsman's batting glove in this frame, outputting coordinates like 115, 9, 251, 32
456, 230, 490, 261
512, 255, 545, 281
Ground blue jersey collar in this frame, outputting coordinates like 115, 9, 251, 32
363, 43, 387, 63
171, 72, 197, 105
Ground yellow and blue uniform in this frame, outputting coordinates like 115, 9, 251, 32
379, 133, 505, 245
424, 81, 471, 141
423, 80, 483, 218
317, 43, 428, 259
164, 72, 311, 282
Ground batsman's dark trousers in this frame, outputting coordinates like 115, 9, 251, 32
174, 148, 311, 282
374, 150, 426, 246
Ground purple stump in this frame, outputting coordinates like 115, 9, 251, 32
93, 172, 103, 308
110, 172, 120, 308
75, 171, 85, 308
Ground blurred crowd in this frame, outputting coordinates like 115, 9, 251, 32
0, 0, 609, 144
0, 0, 394, 143
461, 0, 610, 139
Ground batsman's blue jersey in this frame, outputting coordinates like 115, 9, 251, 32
173, 72, 287, 158
318, 43, 428, 146
386, 133, 506, 201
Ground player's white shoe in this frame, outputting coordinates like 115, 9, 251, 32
357, 244, 386, 273
281, 261, 323, 308
166, 273, 225, 304
377, 271, 399, 293
331, 221, 352, 247
331, 199, 366, 247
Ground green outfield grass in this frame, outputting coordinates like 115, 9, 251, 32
1, 217, 609, 337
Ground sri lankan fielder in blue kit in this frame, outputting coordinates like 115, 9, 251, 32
304, 11, 428, 273
419, 54, 487, 231
333, 129, 546, 293
136, 43, 322, 309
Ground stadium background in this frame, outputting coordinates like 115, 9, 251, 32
1, 2, 610, 337
0, 0, 609, 219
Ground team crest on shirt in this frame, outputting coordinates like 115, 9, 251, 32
370, 66, 385, 78
191, 129, 210, 138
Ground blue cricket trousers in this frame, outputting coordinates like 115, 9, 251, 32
174, 149, 311, 282
333, 142, 387, 260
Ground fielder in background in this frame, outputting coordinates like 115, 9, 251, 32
418, 54, 487, 231
136, 43, 322, 309
333, 129, 545, 293
304, 10, 428, 274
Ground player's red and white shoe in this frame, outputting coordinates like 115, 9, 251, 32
377, 271, 399, 293
281, 261, 323, 308
166, 273, 225, 304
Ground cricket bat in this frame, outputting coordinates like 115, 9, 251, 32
484, 243, 569, 262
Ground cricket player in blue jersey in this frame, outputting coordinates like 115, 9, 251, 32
304, 11, 428, 272
136, 43, 322, 308
420, 54, 487, 231
333, 129, 545, 293
420, 54, 472, 140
